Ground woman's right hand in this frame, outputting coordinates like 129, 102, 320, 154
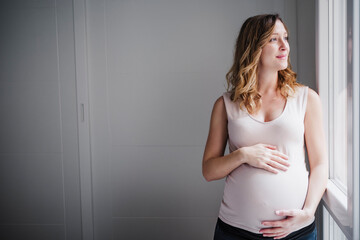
239, 144, 290, 174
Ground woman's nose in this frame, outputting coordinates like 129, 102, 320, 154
279, 39, 288, 51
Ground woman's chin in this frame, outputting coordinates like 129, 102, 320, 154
278, 64, 288, 71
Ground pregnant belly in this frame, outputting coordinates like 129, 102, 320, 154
219, 163, 309, 233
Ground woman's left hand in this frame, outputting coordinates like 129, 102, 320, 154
259, 209, 315, 239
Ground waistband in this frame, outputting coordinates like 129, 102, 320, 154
216, 218, 316, 240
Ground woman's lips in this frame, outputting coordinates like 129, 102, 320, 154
276, 55, 287, 60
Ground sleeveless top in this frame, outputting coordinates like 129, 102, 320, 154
218, 86, 310, 233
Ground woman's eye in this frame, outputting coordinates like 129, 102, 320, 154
269, 36, 288, 42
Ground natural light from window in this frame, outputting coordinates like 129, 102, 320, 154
329, 0, 348, 193
318, 0, 360, 239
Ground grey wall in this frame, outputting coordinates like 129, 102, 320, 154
86, 0, 298, 239
296, 0, 316, 90
0, 0, 82, 239
0, 0, 316, 239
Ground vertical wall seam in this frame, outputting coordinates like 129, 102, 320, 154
102, 1, 114, 238
83, 0, 96, 237
54, 0, 68, 238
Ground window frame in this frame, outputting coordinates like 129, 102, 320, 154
316, 0, 360, 239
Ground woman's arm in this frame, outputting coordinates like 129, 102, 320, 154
202, 96, 243, 181
202, 96, 290, 182
260, 88, 328, 239
302, 88, 328, 215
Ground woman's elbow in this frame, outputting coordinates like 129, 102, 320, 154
202, 169, 212, 182
203, 174, 215, 182
202, 164, 216, 182
202, 166, 221, 182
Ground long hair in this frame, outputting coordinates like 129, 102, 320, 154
226, 14, 301, 114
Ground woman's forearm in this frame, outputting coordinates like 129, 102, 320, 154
302, 162, 328, 216
203, 144, 291, 181
202, 148, 245, 182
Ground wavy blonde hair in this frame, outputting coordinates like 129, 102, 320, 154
226, 14, 301, 114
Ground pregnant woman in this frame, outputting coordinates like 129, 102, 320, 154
202, 14, 328, 240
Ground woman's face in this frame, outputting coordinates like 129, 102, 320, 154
258, 20, 289, 72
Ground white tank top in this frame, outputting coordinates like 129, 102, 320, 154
219, 86, 310, 233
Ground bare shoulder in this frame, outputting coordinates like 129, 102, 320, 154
212, 96, 227, 120
307, 88, 322, 109
214, 96, 225, 109
307, 88, 320, 102
305, 87, 323, 118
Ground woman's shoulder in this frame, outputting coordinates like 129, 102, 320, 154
295, 86, 320, 104
211, 95, 227, 121
306, 87, 322, 111
294, 86, 322, 118
214, 95, 225, 110
306, 87, 320, 98
214, 92, 233, 109
212, 92, 240, 121
304, 87, 324, 130
214, 91, 233, 109
292, 85, 318, 103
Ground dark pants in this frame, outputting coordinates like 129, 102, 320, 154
214, 218, 317, 240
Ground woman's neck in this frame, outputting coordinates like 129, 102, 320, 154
257, 70, 279, 95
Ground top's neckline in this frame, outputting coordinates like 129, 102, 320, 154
246, 98, 288, 124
